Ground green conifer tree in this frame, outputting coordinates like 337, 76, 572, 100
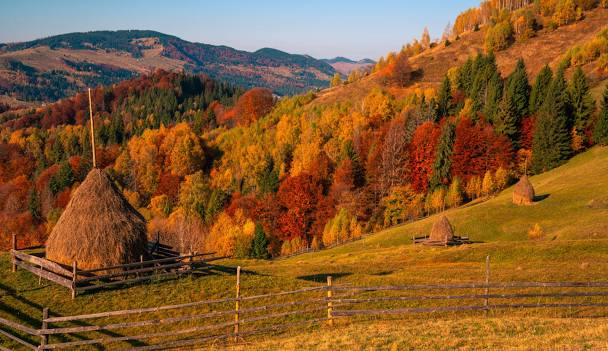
529, 65, 553, 114
430, 122, 456, 189
251, 223, 270, 259
257, 156, 280, 194
436, 75, 452, 120
495, 92, 520, 145
484, 71, 503, 123
506, 58, 530, 119
27, 189, 42, 221
531, 69, 572, 173
568, 67, 594, 135
594, 84, 608, 145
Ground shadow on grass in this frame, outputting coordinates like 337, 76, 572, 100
0, 282, 148, 349
534, 194, 550, 202
297, 272, 352, 283
371, 271, 393, 276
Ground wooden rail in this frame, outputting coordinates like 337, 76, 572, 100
0, 316, 39, 350
2, 256, 608, 350
10, 238, 220, 298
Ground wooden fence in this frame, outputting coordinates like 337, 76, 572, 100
2, 266, 608, 350
10, 235, 219, 299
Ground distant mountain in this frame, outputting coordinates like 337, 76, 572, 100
322, 56, 375, 75
0, 30, 336, 104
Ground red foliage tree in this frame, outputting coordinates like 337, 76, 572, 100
451, 117, 513, 180
231, 88, 275, 126
54, 188, 71, 209
276, 174, 322, 242
385, 52, 412, 87
154, 172, 182, 202
250, 194, 282, 253
520, 116, 536, 150
409, 121, 441, 192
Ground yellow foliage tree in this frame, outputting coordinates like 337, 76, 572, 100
494, 167, 509, 191
481, 171, 495, 197
362, 88, 395, 122
465, 176, 482, 200
207, 209, 255, 257
446, 178, 463, 208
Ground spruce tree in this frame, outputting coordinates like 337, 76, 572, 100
484, 71, 503, 123
568, 67, 594, 135
529, 65, 553, 114
251, 223, 270, 259
436, 75, 452, 120
495, 92, 519, 145
506, 58, 530, 119
27, 189, 42, 222
594, 84, 608, 145
257, 156, 279, 194
531, 68, 572, 173
457, 57, 474, 94
430, 122, 456, 189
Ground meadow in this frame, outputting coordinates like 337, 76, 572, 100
1, 146, 608, 349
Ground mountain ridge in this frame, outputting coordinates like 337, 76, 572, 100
0, 29, 337, 103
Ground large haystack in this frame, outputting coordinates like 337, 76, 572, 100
46, 169, 147, 270
429, 216, 454, 244
512, 176, 535, 206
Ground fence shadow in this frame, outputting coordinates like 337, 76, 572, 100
297, 272, 352, 283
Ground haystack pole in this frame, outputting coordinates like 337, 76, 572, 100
88, 88, 97, 168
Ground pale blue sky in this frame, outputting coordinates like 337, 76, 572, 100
0, 0, 480, 60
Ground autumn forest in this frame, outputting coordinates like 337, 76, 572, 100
1, 0, 608, 260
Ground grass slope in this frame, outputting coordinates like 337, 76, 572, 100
1, 147, 608, 349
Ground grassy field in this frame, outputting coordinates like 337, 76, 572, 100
1, 147, 608, 350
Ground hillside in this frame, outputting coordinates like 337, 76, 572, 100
315, 7, 608, 105
1, 147, 608, 349
0, 30, 336, 103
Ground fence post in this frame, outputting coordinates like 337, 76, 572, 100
327, 275, 333, 326
11, 234, 17, 272
234, 266, 241, 343
484, 255, 490, 314
40, 307, 48, 350
71, 261, 78, 299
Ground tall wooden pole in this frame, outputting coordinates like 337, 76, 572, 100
11, 234, 16, 272
234, 266, 241, 343
484, 255, 490, 315
71, 261, 78, 299
327, 276, 333, 326
88, 88, 97, 168
40, 307, 48, 348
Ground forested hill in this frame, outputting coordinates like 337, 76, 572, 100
2, 1, 608, 261
0, 30, 336, 103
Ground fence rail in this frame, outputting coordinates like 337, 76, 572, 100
3, 263, 608, 350
10, 234, 221, 299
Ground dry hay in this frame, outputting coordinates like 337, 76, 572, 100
587, 196, 608, 209
46, 169, 148, 270
429, 216, 454, 244
513, 176, 535, 206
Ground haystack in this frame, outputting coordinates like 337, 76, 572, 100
429, 216, 454, 243
46, 169, 148, 270
512, 176, 535, 206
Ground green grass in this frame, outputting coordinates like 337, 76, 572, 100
2, 147, 608, 349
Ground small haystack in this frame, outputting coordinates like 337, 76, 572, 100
512, 176, 535, 206
429, 216, 454, 244
587, 196, 608, 209
46, 169, 147, 270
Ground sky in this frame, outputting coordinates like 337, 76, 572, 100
0, 0, 480, 61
